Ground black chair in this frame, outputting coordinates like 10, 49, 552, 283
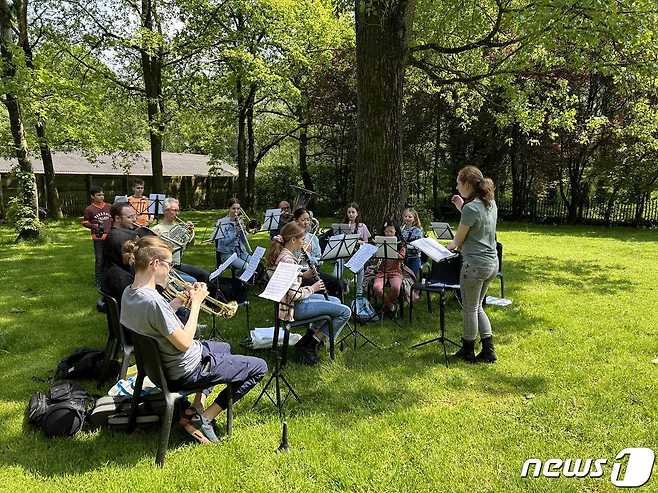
409, 254, 462, 320
98, 291, 133, 386
127, 330, 234, 467
496, 241, 504, 298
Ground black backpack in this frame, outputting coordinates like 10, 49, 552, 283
55, 348, 110, 381
26, 381, 94, 438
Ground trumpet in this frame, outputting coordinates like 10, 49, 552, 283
163, 270, 239, 319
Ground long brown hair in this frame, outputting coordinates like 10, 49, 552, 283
458, 166, 495, 208
265, 221, 306, 267
343, 202, 362, 232
125, 236, 172, 272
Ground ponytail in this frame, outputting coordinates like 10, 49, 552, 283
265, 222, 306, 267
457, 166, 495, 208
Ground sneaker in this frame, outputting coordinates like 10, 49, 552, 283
180, 410, 219, 444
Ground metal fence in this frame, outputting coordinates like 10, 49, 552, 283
495, 196, 658, 226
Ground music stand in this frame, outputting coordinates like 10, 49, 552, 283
430, 222, 454, 240
372, 236, 404, 328
148, 193, 165, 219
411, 254, 462, 367
252, 263, 302, 420
262, 209, 283, 232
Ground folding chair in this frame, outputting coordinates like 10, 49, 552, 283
127, 330, 233, 467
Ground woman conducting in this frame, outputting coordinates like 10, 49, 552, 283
446, 165, 498, 363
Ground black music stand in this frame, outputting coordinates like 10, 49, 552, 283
372, 236, 404, 328
262, 208, 283, 233
411, 254, 462, 367
252, 262, 302, 420
251, 302, 300, 418
430, 222, 454, 240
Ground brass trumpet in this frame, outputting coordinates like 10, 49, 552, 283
163, 270, 239, 319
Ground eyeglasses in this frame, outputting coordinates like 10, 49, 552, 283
158, 258, 174, 271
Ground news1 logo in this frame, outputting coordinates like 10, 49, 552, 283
521, 448, 655, 487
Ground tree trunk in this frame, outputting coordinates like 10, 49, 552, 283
297, 105, 313, 191
36, 122, 63, 218
354, 0, 414, 228
0, 0, 39, 239
236, 76, 247, 202
0, 172, 5, 218
246, 95, 256, 210
16, 0, 63, 219
432, 98, 441, 214
141, 0, 164, 193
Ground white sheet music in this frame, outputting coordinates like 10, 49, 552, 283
259, 262, 301, 302
322, 233, 360, 261
345, 243, 377, 273
239, 246, 266, 282
374, 236, 400, 259
113, 195, 128, 204
261, 209, 282, 231
147, 194, 165, 215
411, 237, 457, 262
209, 253, 237, 282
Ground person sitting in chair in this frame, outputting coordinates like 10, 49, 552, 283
120, 236, 267, 444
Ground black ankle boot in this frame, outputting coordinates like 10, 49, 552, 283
476, 336, 497, 363
453, 338, 476, 363
295, 333, 319, 365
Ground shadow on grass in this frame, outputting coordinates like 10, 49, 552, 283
506, 255, 635, 295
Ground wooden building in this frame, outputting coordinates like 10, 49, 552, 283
0, 151, 237, 216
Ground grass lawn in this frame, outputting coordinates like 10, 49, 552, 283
0, 212, 657, 492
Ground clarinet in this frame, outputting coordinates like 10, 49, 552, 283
300, 242, 329, 300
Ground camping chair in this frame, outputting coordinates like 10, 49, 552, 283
127, 330, 234, 467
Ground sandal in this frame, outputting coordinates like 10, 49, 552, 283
179, 408, 219, 444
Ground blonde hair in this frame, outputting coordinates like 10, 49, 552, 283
125, 236, 172, 272
458, 166, 495, 208
265, 222, 305, 267
403, 208, 422, 228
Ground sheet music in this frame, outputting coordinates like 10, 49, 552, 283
208, 253, 237, 282
321, 233, 360, 260
147, 193, 165, 215
113, 195, 128, 204
259, 262, 301, 303
261, 209, 282, 231
374, 236, 400, 259
239, 246, 266, 282
345, 243, 377, 273
411, 237, 457, 262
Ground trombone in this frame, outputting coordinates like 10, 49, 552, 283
163, 270, 239, 319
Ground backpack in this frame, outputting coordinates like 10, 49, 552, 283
351, 296, 378, 323
26, 381, 94, 438
55, 348, 112, 381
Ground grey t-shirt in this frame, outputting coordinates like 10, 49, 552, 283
460, 198, 498, 268
120, 286, 202, 380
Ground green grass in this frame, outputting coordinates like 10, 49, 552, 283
0, 213, 657, 492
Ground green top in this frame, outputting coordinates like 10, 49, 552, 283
460, 198, 498, 268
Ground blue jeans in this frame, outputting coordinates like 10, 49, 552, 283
293, 294, 351, 340
459, 261, 498, 341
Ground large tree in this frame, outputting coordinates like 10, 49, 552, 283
0, 0, 39, 239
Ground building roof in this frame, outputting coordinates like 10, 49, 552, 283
0, 151, 237, 177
